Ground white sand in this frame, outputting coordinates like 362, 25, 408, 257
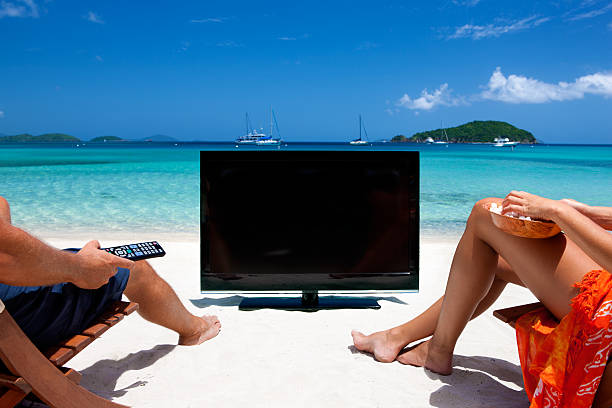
44, 235, 536, 408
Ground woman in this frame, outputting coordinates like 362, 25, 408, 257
351, 191, 612, 405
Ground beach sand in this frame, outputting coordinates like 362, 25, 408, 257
42, 235, 535, 408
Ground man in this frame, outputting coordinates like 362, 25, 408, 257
0, 196, 220, 349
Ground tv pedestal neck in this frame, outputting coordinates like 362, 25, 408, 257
238, 290, 381, 311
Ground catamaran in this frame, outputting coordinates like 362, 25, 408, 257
256, 107, 282, 146
350, 115, 369, 145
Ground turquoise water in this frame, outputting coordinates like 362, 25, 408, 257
0, 142, 610, 238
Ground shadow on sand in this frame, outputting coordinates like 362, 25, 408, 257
190, 295, 408, 309
427, 355, 528, 408
348, 345, 528, 408
79, 344, 176, 400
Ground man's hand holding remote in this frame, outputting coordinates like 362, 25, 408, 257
70, 240, 134, 290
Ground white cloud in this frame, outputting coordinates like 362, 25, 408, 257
0, 111, 4, 118
481, 67, 612, 103
449, 15, 550, 40
191, 17, 226, 23
608, 21, 612, 29
0, 0, 38, 18
567, 2, 612, 21
278, 37, 296, 41
95, 55, 103, 62
85, 11, 104, 24
397, 84, 465, 111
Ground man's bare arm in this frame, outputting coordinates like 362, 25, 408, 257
0, 219, 133, 289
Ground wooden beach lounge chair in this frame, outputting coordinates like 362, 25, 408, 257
0, 299, 138, 408
494, 302, 612, 408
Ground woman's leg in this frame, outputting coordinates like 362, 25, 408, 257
399, 198, 601, 374
351, 257, 519, 362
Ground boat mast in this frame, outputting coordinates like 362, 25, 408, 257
359, 115, 362, 141
270, 106, 273, 138
246, 113, 249, 135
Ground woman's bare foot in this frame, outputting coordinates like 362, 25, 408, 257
351, 329, 406, 363
396, 340, 453, 375
179, 315, 221, 346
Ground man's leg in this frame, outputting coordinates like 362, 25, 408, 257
123, 260, 221, 345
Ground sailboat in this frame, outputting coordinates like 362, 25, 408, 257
433, 123, 449, 145
255, 107, 282, 145
349, 115, 369, 145
235, 113, 266, 144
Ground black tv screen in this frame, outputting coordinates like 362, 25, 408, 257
201, 151, 419, 292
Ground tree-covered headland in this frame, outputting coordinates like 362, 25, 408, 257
395, 120, 536, 143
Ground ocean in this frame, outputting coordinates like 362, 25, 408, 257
0, 142, 610, 239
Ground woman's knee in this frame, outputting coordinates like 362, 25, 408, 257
0, 196, 11, 223
467, 198, 501, 227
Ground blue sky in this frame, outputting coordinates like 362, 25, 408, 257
0, 0, 611, 143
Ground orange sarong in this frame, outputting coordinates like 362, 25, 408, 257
516, 269, 612, 408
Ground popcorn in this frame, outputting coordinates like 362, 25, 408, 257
489, 202, 531, 221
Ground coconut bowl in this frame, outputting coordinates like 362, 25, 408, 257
485, 203, 561, 239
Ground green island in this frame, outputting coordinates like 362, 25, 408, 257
392, 120, 536, 144
0, 133, 81, 143
89, 136, 125, 142
0, 134, 173, 143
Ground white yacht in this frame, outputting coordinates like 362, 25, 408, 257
493, 137, 519, 147
236, 113, 266, 144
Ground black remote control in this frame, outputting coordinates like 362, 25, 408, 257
63, 241, 166, 261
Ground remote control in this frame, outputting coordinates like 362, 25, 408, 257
63, 241, 166, 261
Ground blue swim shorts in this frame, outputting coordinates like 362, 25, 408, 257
0, 267, 130, 349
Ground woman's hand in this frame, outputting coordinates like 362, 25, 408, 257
501, 191, 560, 221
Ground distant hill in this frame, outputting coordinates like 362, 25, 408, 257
402, 121, 536, 144
0, 133, 81, 142
90, 136, 125, 142
136, 134, 177, 142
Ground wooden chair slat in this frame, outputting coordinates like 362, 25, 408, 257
122, 302, 139, 315
62, 335, 94, 353
83, 322, 111, 338
44, 347, 75, 367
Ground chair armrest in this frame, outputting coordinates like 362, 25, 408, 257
493, 302, 546, 328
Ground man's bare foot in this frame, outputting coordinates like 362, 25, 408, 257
179, 315, 221, 346
351, 329, 405, 363
396, 340, 453, 375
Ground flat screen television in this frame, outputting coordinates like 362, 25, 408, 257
200, 150, 419, 310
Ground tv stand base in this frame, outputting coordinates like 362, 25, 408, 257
238, 290, 381, 311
